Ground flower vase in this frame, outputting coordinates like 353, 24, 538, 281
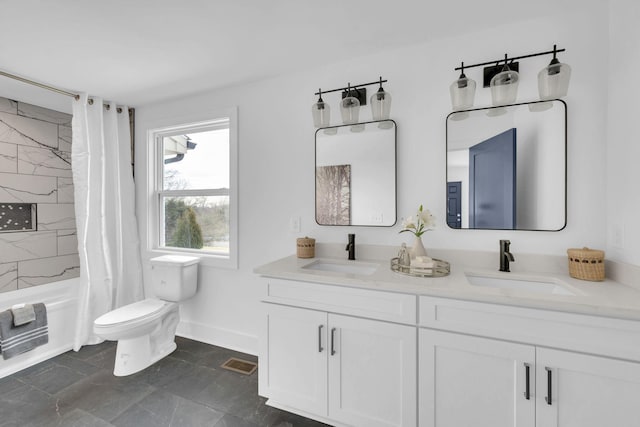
411, 236, 427, 258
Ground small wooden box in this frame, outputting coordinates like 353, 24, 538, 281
567, 247, 605, 281
296, 237, 316, 258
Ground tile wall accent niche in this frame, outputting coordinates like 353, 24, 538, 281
0, 203, 36, 232
0, 96, 78, 293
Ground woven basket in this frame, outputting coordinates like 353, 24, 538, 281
567, 247, 605, 281
297, 237, 316, 259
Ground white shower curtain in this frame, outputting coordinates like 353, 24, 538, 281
71, 94, 144, 351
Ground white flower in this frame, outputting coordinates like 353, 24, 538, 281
419, 209, 436, 229
401, 216, 416, 230
399, 204, 436, 237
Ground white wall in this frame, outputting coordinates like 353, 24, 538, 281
606, 0, 640, 266
135, 3, 611, 353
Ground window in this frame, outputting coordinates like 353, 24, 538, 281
149, 109, 237, 268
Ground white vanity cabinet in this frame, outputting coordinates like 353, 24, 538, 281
418, 296, 640, 427
260, 278, 418, 427
256, 258, 640, 427
419, 329, 536, 427
535, 348, 640, 427
261, 304, 328, 416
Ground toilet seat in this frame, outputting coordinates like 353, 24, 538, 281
94, 299, 173, 334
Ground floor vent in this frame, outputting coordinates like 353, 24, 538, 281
221, 357, 257, 375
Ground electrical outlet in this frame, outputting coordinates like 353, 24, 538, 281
289, 216, 301, 233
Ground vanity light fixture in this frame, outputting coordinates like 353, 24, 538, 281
490, 54, 520, 106
451, 45, 569, 110
538, 45, 571, 100
312, 88, 330, 128
449, 62, 476, 111
371, 77, 392, 121
312, 77, 390, 128
340, 83, 361, 125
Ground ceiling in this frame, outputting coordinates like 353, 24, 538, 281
0, 0, 586, 113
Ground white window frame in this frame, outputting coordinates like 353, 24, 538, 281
146, 107, 238, 269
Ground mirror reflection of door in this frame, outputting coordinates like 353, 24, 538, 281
447, 181, 462, 228
469, 128, 516, 229
446, 100, 566, 231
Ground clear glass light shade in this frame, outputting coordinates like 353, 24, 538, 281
340, 96, 360, 125
490, 69, 520, 106
370, 90, 392, 120
538, 61, 571, 100
312, 100, 330, 128
449, 76, 476, 111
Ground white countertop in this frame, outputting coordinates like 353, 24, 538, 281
254, 255, 640, 322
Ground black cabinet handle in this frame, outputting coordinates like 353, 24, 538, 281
545, 367, 553, 405
330, 328, 337, 356
524, 363, 531, 400
318, 325, 324, 353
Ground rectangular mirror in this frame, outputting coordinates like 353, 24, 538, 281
315, 120, 396, 226
446, 100, 566, 231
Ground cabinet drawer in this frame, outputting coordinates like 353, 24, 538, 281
264, 278, 416, 324
419, 296, 640, 362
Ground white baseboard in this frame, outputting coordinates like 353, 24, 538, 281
176, 319, 258, 356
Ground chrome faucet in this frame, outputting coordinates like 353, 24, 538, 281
499, 239, 515, 272
346, 234, 356, 260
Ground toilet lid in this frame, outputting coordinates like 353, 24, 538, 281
94, 299, 167, 327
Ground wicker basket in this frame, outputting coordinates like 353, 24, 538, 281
296, 237, 316, 258
567, 247, 605, 281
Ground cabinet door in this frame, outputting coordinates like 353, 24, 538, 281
260, 304, 328, 417
327, 313, 417, 427
536, 348, 640, 427
419, 329, 535, 427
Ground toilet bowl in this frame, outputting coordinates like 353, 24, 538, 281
93, 255, 200, 376
94, 299, 180, 376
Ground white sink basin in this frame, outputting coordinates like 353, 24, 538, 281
465, 273, 575, 296
303, 260, 378, 276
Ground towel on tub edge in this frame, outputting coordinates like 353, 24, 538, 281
11, 303, 36, 326
0, 303, 48, 360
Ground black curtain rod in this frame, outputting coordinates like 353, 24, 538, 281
314, 79, 388, 96
454, 47, 566, 71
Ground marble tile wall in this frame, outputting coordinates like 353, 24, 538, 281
0, 96, 78, 294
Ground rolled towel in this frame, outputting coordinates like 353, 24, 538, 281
11, 303, 36, 326
0, 303, 48, 360
412, 256, 434, 269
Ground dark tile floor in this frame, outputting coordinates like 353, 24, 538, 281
0, 337, 330, 427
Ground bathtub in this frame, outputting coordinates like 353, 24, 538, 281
0, 278, 79, 378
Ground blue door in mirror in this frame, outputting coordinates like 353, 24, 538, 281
469, 128, 516, 229
447, 182, 462, 228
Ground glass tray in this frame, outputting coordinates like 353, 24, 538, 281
390, 257, 450, 278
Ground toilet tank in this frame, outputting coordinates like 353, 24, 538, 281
150, 255, 200, 302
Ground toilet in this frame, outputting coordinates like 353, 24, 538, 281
93, 255, 200, 376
